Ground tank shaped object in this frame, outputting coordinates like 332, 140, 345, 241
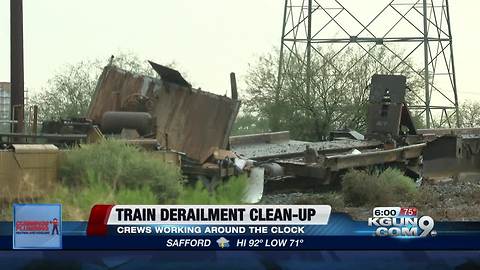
101, 111, 153, 136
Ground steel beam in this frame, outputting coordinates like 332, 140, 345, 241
278, 0, 460, 128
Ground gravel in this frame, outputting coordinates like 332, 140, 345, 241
260, 175, 480, 221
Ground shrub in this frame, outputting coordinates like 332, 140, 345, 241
342, 168, 417, 206
42, 170, 159, 220
1, 140, 250, 220
176, 175, 248, 204
60, 139, 183, 203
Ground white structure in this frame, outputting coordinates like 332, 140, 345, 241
0, 82, 10, 133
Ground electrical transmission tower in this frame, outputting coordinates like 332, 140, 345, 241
278, 0, 459, 128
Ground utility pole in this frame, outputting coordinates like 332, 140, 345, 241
10, 0, 25, 133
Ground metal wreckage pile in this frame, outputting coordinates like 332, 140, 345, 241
1, 61, 479, 203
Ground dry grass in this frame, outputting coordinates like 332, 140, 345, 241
294, 192, 345, 210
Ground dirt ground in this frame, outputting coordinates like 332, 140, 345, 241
261, 174, 480, 222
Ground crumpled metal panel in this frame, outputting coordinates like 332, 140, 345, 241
87, 65, 240, 161
148, 61, 191, 87
369, 74, 406, 103
423, 135, 480, 178
87, 67, 161, 121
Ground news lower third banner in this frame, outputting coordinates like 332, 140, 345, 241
3, 204, 480, 250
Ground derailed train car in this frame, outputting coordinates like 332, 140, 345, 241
1, 61, 479, 201
88, 62, 239, 162
230, 75, 480, 191
85, 61, 264, 202
0, 61, 264, 202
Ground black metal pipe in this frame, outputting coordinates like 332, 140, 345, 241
10, 0, 24, 133
230, 72, 238, 100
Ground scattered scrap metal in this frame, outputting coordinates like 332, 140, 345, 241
1, 60, 479, 202
231, 74, 479, 192
86, 61, 263, 202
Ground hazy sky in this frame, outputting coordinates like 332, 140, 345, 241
0, 0, 478, 101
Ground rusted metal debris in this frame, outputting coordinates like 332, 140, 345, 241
231, 74, 480, 188
229, 75, 426, 186
418, 128, 480, 137
366, 74, 417, 140
231, 131, 382, 161
424, 135, 480, 178
230, 130, 425, 185
87, 61, 241, 162
148, 61, 191, 88
84, 68, 479, 191
85, 61, 263, 202
2, 56, 480, 199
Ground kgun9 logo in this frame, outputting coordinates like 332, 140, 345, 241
368, 216, 435, 237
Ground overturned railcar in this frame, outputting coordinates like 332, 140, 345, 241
88, 62, 240, 162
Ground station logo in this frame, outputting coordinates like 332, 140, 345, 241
368, 207, 436, 238
13, 204, 62, 249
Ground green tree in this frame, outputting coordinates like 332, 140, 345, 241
30, 52, 157, 121
243, 47, 423, 141
231, 112, 270, 136
459, 101, 480, 128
